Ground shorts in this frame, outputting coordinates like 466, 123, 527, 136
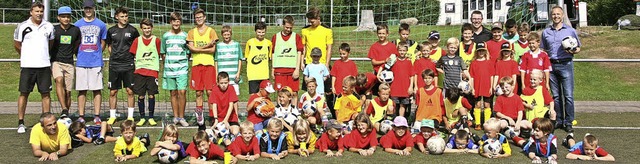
190, 65, 216, 91
132, 74, 158, 95
19, 67, 52, 93
162, 75, 189, 90
499, 118, 514, 126
391, 97, 411, 105
51, 62, 74, 91
274, 73, 300, 92
474, 96, 494, 104
253, 119, 271, 132
76, 67, 103, 91
248, 80, 262, 94
108, 69, 134, 90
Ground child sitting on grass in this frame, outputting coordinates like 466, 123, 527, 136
365, 83, 394, 133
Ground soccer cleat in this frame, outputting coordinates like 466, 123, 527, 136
17, 124, 27, 134
107, 117, 117, 125
127, 117, 134, 121
61, 110, 69, 117
565, 125, 574, 133
148, 118, 157, 126
94, 137, 105, 145
554, 123, 564, 129
140, 133, 150, 147
137, 118, 147, 126
195, 108, 204, 125
94, 117, 102, 125
77, 117, 86, 123
178, 118, 189, 127
562, 133, 573, 148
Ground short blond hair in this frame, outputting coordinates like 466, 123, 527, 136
446, 37, 459, 47
483, 118, 501, 132
239, 121, 255, 133
343, 75, 356, 89
530, 69, 544, 81
266, 118, 284, 131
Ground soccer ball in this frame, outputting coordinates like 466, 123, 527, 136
379, 70, 394, 83
379, 120, 394, 134
458, 81, 471, 94
561, 36, 578, 51
255, 99, 275, 117
205, 129, 216, 142
213, 122, 229, 138
157, 148, 178, 164
427, 137, 446, 155
57, 117, 72, 129
301, 100, 316, 115
483, 139, 503, 155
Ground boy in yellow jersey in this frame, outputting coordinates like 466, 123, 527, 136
520, 70, 556, 133
392, 23, 418, 63
443, 88, 472, 135
334, 76, 362, 124
512, 22, 530, 63
301, 7, 334, 111
246, 22, 273, 94
459, 23, 476, 67
187, 8, 219, 126
427, 30, 445, 62
365, 83, 394, 133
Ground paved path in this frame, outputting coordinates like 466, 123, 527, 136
0, 101, 639, 114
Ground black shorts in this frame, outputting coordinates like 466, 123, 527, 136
132, 74, 158, 95
108, 69, 134, 90
499, 118, 513, 126
248, 80, 261, 94
19, 67, 52, 93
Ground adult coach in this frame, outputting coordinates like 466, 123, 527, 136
50, 6, 81, 118
272, 15, 303, 104
14, 2, 54, 133
106, 7, 139, 124
469, 10, 492, 43
30, 112, 71, 161
541, 6, 581, 133
76, 0, 108, 124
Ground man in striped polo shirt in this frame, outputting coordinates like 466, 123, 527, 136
161, 12, 190, 126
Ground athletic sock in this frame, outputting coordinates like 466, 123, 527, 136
127, 107, 134, 118
483, 108, 492, 124
18, 119, 24, 125
148, 97, 155, 119
109, 109, 116, 118
512, 136, 524, 144
473, 108, 481, 125
138, 97, 146, 118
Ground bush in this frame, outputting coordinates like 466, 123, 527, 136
583, 0, 636, 25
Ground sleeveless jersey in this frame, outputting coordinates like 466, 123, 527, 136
161, 31, 189, 77
459, 42, 475, 66
191, 27, 215, 66
416, 87, 443, 122
246, 38, 271, 81
429, 47, 443, 62
369, 99, 392, 123
135, 36, 160, 71
273, 32, 299, 68
520, 86, 549, 120
395, 39, 418, 63
444, 97, 463, 124
512, 41, 530, 63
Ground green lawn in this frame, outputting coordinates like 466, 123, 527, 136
2, 112, 637, 163
0, 25, 639, 103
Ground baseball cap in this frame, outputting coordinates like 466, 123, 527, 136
58, 6, 72, 15
501, 42, 512, 51
428, 31, 440, 40
325, 119, 343, 130
420, 119, 435, 129
260, 80, 276, 93
83, 0, 95, 8
393, 116, 408, 127
491, 22, 503, 31
476, 42, 487, 51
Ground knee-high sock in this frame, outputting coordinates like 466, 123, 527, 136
148, 97, 155, 119
473, 108, 482, 125
138, 97, 145, 118
483, 108, 492, 124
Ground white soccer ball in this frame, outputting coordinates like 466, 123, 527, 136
379, 120, 394, 134
214, 122, 229, 138
205, 129, 216, 142
301, 100, 316, 115
458, 81, 471, 94
483, 139, 503, 155
427, 137, 446, 155
561, 36, 578, 51
57, 117, 72, 129
157, 148, 179, 164
379, 70, 394, 83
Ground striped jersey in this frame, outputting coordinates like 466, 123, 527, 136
161, 31, 190, 78
215, 41, 243, 83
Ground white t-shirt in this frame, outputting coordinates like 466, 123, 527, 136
14, 18, 54, 68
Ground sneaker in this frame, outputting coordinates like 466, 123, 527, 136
94, 117, 102, 125
127, 117, 134, 121
148, 118, 157, 126
173, 117, 179, 125
562, 133, 573, 148
60, 110, 69, 118
93, 137, 105, 145
107, 117, 117, 125
565, 125, 574, 133
140, 133, 150, 147
178, 118, 189, 127
195, 108, 204, 125
554, 123, 564, 129
17, 124, 27, 134
137, 118, 147, 126
77, 117, 86, 123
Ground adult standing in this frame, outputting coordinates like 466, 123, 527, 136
469, 10, 492, 44
50, 6, 81, 118
106, 7, 139, 124
75, 0, 108, 124
30, 112, 71, 161
14, 2, 55, 133
272, 15, 303, 104
541, 6, 581, 133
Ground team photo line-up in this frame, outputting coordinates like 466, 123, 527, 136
18, 0, 615, 163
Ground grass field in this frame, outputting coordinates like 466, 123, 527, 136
0, 25, 639, 104
2, 112, 638, 163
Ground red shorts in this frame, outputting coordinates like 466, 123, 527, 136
190, 65, 216, 91
274, 68, 299, 91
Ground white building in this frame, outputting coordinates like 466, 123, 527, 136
437, 0, 512, 25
